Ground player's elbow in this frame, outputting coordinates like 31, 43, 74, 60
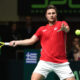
29, 41, 35, 45
29, 35, 38, 45
28, 39, 37, 45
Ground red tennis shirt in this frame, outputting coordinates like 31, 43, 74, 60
34, 21, 69, 63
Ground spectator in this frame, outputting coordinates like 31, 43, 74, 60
7, 22, 22, 59
23, 16, 36, 38
9, 22, 22, 40
67, 37, 80, 61
73, 43, 80, 61
21, 16, 38, 49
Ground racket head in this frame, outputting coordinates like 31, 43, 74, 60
0, 42, 5, 48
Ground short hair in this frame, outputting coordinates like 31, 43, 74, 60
45, 5, 57, 13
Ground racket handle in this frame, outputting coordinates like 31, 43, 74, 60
4, 42, 10, 45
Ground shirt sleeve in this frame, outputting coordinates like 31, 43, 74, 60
34, 27, 42, 39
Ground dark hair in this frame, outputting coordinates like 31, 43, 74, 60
45, 5, 57, 13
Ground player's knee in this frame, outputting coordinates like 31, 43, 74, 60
31, 74, 37, 80
31, 74, 34, 80
31, 73, 45, 80
31, 76, 39, 80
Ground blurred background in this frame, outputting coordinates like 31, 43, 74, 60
0, 0, 80, 80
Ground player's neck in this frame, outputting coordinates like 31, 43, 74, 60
48, 20, 57, 26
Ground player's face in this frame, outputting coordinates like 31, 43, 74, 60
45, 9, 57, 22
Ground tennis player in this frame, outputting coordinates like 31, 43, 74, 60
9, 5, 75, 80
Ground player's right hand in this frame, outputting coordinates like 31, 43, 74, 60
9, 41, 17, 47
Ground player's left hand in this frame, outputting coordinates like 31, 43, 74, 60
57, 23, 69, 32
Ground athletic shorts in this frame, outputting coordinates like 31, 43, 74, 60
33, 60, 74, 80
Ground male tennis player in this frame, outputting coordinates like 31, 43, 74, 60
10, 5, 75, 80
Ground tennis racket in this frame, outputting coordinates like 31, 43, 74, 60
0, 42, 10, 48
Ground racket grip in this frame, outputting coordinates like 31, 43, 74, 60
4, 42, 10, 45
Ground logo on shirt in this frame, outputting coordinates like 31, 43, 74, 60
54, 27, 58, 30
42, 29, 47, 32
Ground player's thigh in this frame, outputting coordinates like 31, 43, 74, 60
53, 62, 74, 80
31, 72, 45, 80
64, 76, 75, 80
33, 60, 52, 78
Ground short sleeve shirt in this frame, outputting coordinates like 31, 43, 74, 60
34, 21, 69, 63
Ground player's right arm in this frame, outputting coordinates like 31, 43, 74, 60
9, 35, 39, 47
